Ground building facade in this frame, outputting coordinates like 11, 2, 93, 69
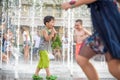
0, 0, 92, 45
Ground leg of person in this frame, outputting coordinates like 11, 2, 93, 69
33, 51, 44, 80
26, 45, 29, 62
75, 43, 79, 60
44, 51, 57, 80
2, 54, 7, 62
45, 67, 51, 77
76, 43, 99, 80
32, 68, 43, 80
46, 69, 57, 80
34, 67, 41, 76
33, 57, 43, 80
8, 51, 11, 58
5, 51, 10, 63
24, 45, 27, 62
105, 52, 120, 79
33, 48, 39, 60
8, 51, 12, 62
45, 68, 57, 80
32, 48, 36, 60
24, 45, 29, 63
75, 43, 82, 60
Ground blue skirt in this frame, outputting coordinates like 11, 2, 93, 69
89, 0, 120, 59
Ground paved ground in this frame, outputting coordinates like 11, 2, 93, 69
0, 59, 117, 80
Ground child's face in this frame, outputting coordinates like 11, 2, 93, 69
46, 19, 55, 29
75, 22, 82, 29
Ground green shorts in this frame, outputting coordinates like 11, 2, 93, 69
37, 50, 50, 69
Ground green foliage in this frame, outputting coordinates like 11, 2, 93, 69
51, 34, 62, 49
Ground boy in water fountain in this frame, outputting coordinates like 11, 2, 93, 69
32, 16, 57, 80
74, 19, 91, 60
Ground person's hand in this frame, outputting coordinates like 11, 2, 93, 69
50, 28, 57, 39
52, 27, 57, 34
61, 2, 71, 10
53, 28, 57, 34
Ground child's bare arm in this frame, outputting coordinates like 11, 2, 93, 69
83, 28, 91, 35
52, 28, 57, 41
43, 29, 54, 41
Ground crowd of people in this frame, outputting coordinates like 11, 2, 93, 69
0, 24, 41, 63
0, 24, 13, 63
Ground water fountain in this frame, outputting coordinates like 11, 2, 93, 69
61, 0, 74, 76
0, 0, 75, 79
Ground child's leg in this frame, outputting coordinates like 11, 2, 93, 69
45, 67, 51, 76
35, 67, 41, 76
75, 43, 81, 60
45, 67, 57, 80
33, 51, 42, 79
34, 51, 42, 76
33, 68, 43, 80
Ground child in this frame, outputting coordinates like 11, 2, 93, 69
32, 16, 57, 80
74, 19, 91, 59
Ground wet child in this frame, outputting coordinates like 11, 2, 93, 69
32, 16, 57, 80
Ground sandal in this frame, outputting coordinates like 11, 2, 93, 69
46, 75, 57, 80
32, 74, 43, 80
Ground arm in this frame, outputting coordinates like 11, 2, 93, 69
52, 27, 57, 41
43, 29, 55, 42
52, 33, 57, 41
83, 28, 92, 35
81, 28, 91, 39
61, 0, 96, 10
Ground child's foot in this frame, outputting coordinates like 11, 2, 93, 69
46, 75, 57, 80
32, 74, 43, 80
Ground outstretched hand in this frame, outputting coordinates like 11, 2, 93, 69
61, 2, 71, 10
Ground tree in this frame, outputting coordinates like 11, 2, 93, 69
51, 34, 62, 49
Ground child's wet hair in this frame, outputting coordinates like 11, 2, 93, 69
44, 16, 55, 25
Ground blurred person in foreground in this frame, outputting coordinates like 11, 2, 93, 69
61, 0, 120, 80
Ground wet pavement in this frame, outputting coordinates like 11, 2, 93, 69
0, 60, 117, 80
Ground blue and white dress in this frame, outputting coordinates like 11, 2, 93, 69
88, 0, 120, 59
